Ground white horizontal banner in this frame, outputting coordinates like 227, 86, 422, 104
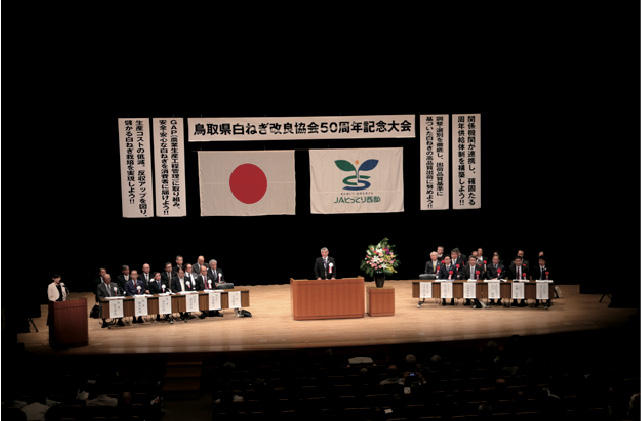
188, 115, 415, 141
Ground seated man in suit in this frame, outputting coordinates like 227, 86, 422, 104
160, 262, 173, 293
196, 265, 223, 318
147, 272, 163, 294
486, 255, 506, 305
172, 267, 195, 321
509, 256, 528, 307
139, 263, 153, 287
125, 270, 148, 324
314, 247, 336, 280
532, 255, 551, 307
458, 255, 485, 308
147, 272, 171, 322
450, 248, 465, 269
125, 270, 148, 296
96, 274, 125, 328
208, 259, 225, 285
438, 255, 458, 306
116, 265, 130, 295
424, 251, 440, 276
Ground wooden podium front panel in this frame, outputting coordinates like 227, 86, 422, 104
49, 299, 88, 348
291, 278, 365, 320
367, 287, 395, 317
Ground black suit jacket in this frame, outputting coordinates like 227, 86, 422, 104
437, 263, 458, 280
115, 275, 130, 294
508, 263, 528, 281
197, 274, 215, 291
314, 256, 336, 279
139, 272, 153, 287
424, 259, 440, 275
486, 262, 506, 280
160, 272, 174, 292
172, 276, 196, 293
208, 268, 225, 284
147, 279, 163, 294
531, 265, 550, 280
458, 264, 485, 280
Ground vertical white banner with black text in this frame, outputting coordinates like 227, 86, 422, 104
420, 115, 449, 210
118, 118, 154, 217
452, 114, 481, 209
153, 118, 186, 217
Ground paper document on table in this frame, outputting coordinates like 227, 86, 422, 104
419, 282, 432, 298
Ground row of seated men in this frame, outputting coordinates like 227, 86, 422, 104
423, 249, 552, 308
94, 257, 224, 327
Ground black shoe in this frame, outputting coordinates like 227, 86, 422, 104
213, 311, 224, 317
117, 319, 125, 327
199, 313, 208, 319
101, 321, 109, 328
442, 301, 447, 306
464, 300, 471, 306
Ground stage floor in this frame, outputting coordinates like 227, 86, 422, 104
18, 282, 636, 356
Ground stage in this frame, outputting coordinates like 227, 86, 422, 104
17, 281, 637, 356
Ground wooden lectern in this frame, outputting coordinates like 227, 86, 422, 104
49, 298, 88, 349
291, 277, 365, 320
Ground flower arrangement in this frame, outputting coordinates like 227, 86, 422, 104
360, 238, 400, 277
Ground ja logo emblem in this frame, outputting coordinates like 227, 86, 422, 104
334, 159, 379, 191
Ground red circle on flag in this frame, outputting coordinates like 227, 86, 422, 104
229, 164, 267, 204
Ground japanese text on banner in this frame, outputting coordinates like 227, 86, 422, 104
118, 118, 154, 217
420, 115, 449, 210
453, 114, 481, 209
153, 118, 186, 217
188, 115, 415, 141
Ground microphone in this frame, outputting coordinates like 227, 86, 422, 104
61, 283, 70, 298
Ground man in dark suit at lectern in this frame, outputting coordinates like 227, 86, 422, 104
315, 247, 336, 280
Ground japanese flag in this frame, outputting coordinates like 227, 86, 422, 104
198, 151, 296, 216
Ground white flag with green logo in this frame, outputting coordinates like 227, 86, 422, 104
309, 147, 404, 214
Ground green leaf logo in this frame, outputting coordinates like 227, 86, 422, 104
334, 160, 356, 172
